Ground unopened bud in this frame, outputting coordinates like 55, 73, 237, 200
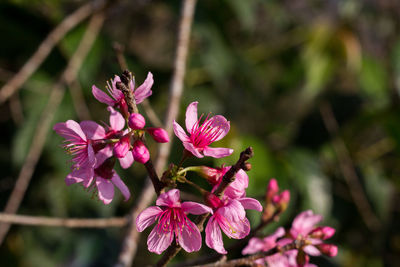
204, 192, 222, 209
146, 127, 169, 143
198, 166, 225, 185
277, 190, 290, 211
128, 113, 146, 130
113, 135, 131, 158
310, 226, 335, 240
266, 178, 279, 200
132, 140, 150, 164
317, 244, 338, 257
243, 162, 252, 171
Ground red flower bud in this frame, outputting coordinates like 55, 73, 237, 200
317, 244, 338, 257
310, 226, 335, 240
113, 135, 131, 158
147, 127, 169, 143
267, 178, 279, 200
132, 140, 150, 164
128, 113, 146, 130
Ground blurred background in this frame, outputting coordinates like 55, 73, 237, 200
1, 0, 400, 266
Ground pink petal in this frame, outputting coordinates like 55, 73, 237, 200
224, 169, 248, 199
65, 167, 94, 187
203, 147, 233, 158
205, 216, 227, 254
65, 120, 87, 141
96, 177, 115, 205
95, 146, 113, 168
80, 121, 106, 140
181, 201, 212, 215
242, 237, 265, 255
183, 142, 204, 158
238, 197, 263, 211
218, 199, 246, 222
219, 216, 250, 239
147, 227, 173, 254
173, 121, 190, 142
136, 206, 162, 232
303, 245, 322, 256
291, 210, 323, 237
156, 189, 181, 208
111, 172, 130, 201
107, 106, 125, 131
185, 101, 198, 132
178, 220, 202, 253
113, 137, 130, 158
92, 85, 115, 106
209, 115, 230, 142
118, 151, 134, 169
134, 72, 153, 104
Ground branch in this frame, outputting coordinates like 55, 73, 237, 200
0, 0, 107, 104
0, 213, 127, 228
156, 147, 254, 267
115, 0, 198, 266
0, 11, 106, 245
319, 102, 381, 231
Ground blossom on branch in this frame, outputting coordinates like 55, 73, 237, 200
173, 101, 233, 158
136, 189, 212, 254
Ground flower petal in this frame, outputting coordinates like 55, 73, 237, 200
178, 220, 202, 253
92, 85, 115, 106
181, 201, 212, 215
242, 237, 265, 255
80, 121, 106, 140
136, 206, 162, 232
119, 151, 134, 169
173, 121, 190, 142
65, 120, 87, 141
156, 189, 181, 208
135, 72, 153, 104
107, 106, 125, 131
65, 167, 94, 187
147, 227, 173, 254
291, 210, 323, 237
185, 101, 198, 132
95, 146, 113, 168
219, 216, 250, 239
238, 197, 263, 211
219, 199, 246, 222
183, 142, 204, 158
96, 177, 114, 205
111, 172, 130, 201
203, 147, 233, 158
209, 115, 230, 142
304, 245, 322, 256
205, 216, 227, 254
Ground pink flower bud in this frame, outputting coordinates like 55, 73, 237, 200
132, 140, 150, 164
267, 178, 279, 199
113, 135, 131, 158
310, 226, 336, 240
198, 166, 225, 185
317, 244, 338, 257
128, 113, 146, 130
146, 127, 169, 143
204, 192, 222, 209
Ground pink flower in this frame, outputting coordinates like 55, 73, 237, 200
173, 102, 233, 158
205, 196, 262, 254
65, 148, 130, 204
92, 72, 153, 109
211, 166, 249, 199
53, 120, 104, 170
136, 189, 212, 254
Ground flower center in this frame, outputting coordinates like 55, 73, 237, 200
189, 114, 224, 148
156, 208, 193, 240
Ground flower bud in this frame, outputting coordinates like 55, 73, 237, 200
132, 140, 150, 164
204, 192, 222, 209
113, 135, 131, 158
276, 190, 290, 211
310, 226, 336, 240
266, 178, 279, 200
128, 113, 146, 130
146, 127, 169, 143
317, 244, 338, 257
198, 166, 225, 185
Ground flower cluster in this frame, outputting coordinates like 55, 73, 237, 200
54, 71, 168, 204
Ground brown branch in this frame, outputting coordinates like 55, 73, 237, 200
0, 11, 106, 245
319, 102, 381, 231
157, 147, 254, 267
0, 213, 127, 228
0, 0, 107, 105
144, 159, 165, 196
115, 0, 198, 266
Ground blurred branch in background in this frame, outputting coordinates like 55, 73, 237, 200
0, 0, 107, 105
115, 0, 198, 266
320, 102, 381, 231
0, 9, 106, 245
0, 213, 127, 228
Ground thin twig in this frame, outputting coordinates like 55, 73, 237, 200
115, 0, 197, 266
0, 11, 106, 245
0, 0, 107, 104
157, 147, 254, 267
319, 102, 381, 231
0, 213, 127, 228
